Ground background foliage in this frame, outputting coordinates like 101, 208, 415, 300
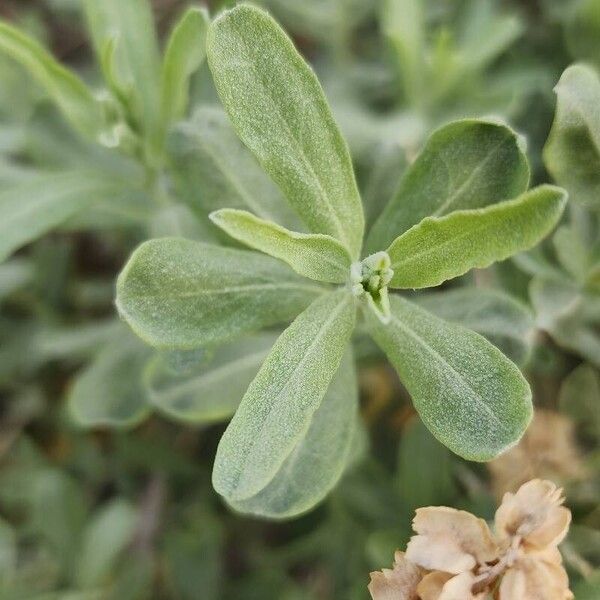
0, 0, 598, 598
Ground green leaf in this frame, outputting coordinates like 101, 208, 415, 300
559, 363, 600, 440
565, 0, 600, 67
116, 238, 325, 349
397, 417, 456, 512
144, 333, 278, 424
68, 330, 152, 429
207, 4, 364, 258
413, 287, 535, 365
386, 185, 567, 289
544, 64, 600, 209
168, 106, 300, 228
0, 21, 104, 139
0, 258, 32, 299
210, 209, 352, 284
367, 119, 530, 252
212, 290, 356, 503
159, 8, 209, 137
0, 171, 127, 263
228, 352, 359, 518
76, 500, 138, 588
82, 0, 161, 138
366, 294, 532, 461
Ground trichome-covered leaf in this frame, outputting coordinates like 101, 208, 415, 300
367, 119, 529, 252
212, 290, 356, 503
366, 295, 532, 461
386, 185, 567, 289
228, 352, 359, 518
207, 4, 364, 258
116, 238, 324, 349
210, 209, 351, 283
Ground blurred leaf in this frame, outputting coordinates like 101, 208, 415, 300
210, 209, 352, 284
68, 330, 152, 429
82, 0, 161, 141
159, 8, 209, 137
0, 518, 16, 584
0, 258, 32, 299
387, 185, 566, 289
77, 500, 138, 588
366, 295, 532, 461
207, 4, 364, 258
559, 363, 600, 440
397, 417, 456, 512
229, 352, 359, 518
566, 0, 600, 66
116, 239, 324, 349
0, 21, 104, 139
144, 332, 278, 424
213, 290, 355, 507
544, 64, 600, 209
0, 171, 129, 263
367, 119, 530, 252
168, 106, 300, 228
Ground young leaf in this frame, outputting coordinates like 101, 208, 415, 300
0, 172, 126, 263
366, 295, 532, 461
544, 64, 600, 209
207, 4, 364, 258
210, 209, 352, 284
212, 290, 356, 503
82, 0, 161, 138
228, 352, 359, 518
168, 107, 300, 229
144, 333, 278, 424
68, 333, 152, 429
413, 287, 535, 366
116, 238, 325, 349
387, 185, 567, 289
159, 7, 209, 137
0, 22, 104, 139
367, 119, 530, 251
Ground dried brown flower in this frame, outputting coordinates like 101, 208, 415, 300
368, 479, 573, 600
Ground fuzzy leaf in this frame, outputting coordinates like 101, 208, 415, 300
159, 7, 209, 135
387, 185, 567, 289
207, 4, 364, 258
212, 290, 356, 502
0, 21, 103, 139
544, 64, 600, 209
210, 209, 351, 283
414, 287, 535, 365
168, 107, 300, 228
366, 295, 532, 461
68, 331, 151, 429
367, 119, 529, 252
116, 238, 324, 349
0, 172, 126, 263
144, 333, 278, 424
228, 352, 359, 518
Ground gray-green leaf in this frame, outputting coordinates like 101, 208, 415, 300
228, 352, 359, 518
387, 185, 567, 289
159, 7, 209, 139
210, 209, 351, 284
168, 106, 300, 228
0, 21, 104, 139
544, 64, 600, 209
144, 333, 278, 424
413, 287, 535, 365
68, 331, 151, 429
559, 363, 600, 441
212, 290, 356, 502
366, 295, 532, 461
0, 171, 127, 263
116, 238, 324, 349
207, 4, 364, 258
367, 119, 530, 252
